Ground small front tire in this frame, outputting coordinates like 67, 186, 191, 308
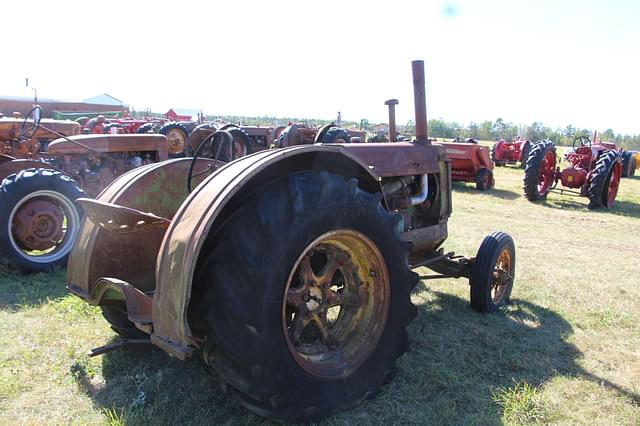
470, 231, 516, 313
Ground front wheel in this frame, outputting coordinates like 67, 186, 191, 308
470, 231, 516, 313
191, 171, 418, 422
0, 168, 85, 273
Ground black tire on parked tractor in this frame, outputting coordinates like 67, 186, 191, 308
0, 168, 85, 273
191, 171, 418, 423
470, 231, 515, 313
159, 122, 189, 158
519, 141, 531, 168
523, 141, 556, 201
620, 151, 636, 177
475, 167, 494, 191
317, 127, 352, 143
587, 150, 622, 209
102, 123, 126, 134
101, 305, 148, 339
136, 122, 158, 134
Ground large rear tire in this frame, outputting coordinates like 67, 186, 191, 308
588, 150, 621, 209
0, 168, 85, 273
191, 171, 418, 422
159, 122, 189, 157
523, 141, 556, 201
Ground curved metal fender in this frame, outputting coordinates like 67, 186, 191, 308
151, 145, 382, 357
66, 158, 215, 304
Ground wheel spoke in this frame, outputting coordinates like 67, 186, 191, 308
289, 313, 311, 346
313, 315, 339, 350
287, 286, 308, 307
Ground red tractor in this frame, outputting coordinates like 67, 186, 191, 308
492, 137, 531, 168
523, 134, 622, 209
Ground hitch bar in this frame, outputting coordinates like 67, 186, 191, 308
89, 338, 153, 357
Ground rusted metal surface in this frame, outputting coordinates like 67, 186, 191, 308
412, 60, 429, 145
48, 134, 169, 160
151, 145, 383, 358
283, 230, 390, 379
67, 158, 215, 306
12, 198, 64, 251
384, 99, 399, 142
78, 198, 171, 233
340, 142, 443, 177
401, 223, 448, 254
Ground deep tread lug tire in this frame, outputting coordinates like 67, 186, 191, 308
523, 141, 556, 201
470, 231, 516, 313
0, 168, 85, 273
159, 122, 189, 158
191, 171, 418, 422
587, 150, 621, 209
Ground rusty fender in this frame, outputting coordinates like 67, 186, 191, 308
151, 144, 446, 359
66, 158, 215, 307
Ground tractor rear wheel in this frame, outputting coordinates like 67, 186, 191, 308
523, 141, 556, 201
159, 123, 189, 157
470, 231, 515, 313
475, 167, 494, 191
192, 171, 418, 423
0, 168, 84, 273
588, 150, 621, 209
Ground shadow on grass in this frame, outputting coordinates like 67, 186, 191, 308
541, 196, 640, 219
452, 182, 520, 200
0, 268, 67, 308
403, 289, 640, 423
70, 291, 639, 425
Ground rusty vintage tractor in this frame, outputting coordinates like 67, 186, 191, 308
523, 133, 622, 209
66, 61, 517, 422
492, 137, 531, 168
0, 109, 169, 273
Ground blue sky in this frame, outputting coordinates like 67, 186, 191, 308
3, 0, 639, 134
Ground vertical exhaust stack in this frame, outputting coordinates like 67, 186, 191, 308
412, 60, 430, 145
384, 99, 399, 142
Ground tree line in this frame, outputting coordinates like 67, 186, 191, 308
410, 118, 640, 150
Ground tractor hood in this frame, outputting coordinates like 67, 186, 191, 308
48, 134, 168, 160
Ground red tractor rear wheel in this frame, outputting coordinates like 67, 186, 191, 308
588, 150, 622, 209
523, 141, 556, 201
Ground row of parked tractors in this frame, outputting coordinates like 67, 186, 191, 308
436, 133, 637, 199
0, 60, 635, 422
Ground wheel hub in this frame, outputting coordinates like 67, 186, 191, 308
282, 230, 390, 379
12, 199, 64, 251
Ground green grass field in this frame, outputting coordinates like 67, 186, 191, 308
1, 165, 639, 425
